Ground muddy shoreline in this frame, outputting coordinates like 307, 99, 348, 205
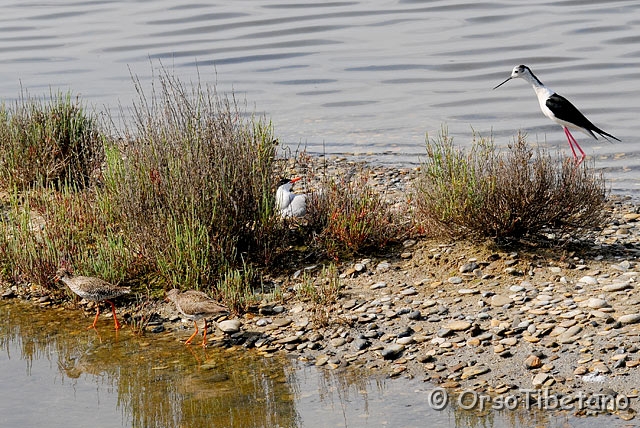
2, 156, 640, 420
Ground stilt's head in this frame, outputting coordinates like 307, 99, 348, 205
493, 65, 538, 89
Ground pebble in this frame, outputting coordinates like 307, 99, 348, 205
315, 355, 329, 366
618, 314, 640, 325
532, 373, 550, 387
218, 319, 242, 334
376, 262, 390, 272
603, 282, 631, 292
461, 365, 490, 380
448, 276, 463, 284
407, 310, 421, 320
579, 276, 599, 285
379, 344, 405, 360
400, 287, 417, 296
272, 318, 292, 328
490, 295, 512, 307
586, 298, 608, 309
352, 338, 369, 351
396, 336, 414, 345
1, 289, 16, 298
276, 335, 300, 345
329, 338, 345, 348
371, 282, 387, 290
459, 262, 479, 273
525, 355, 542, 369
446, 320, 471, 331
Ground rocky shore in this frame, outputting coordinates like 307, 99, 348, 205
3, 156, 640, 419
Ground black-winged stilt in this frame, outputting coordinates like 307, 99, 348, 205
494, 65, 620, 165
275, 177, 307, 218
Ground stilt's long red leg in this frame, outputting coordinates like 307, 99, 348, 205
185, 321, 199, 345
564, 127, 585, 165
106, 300, 122, 330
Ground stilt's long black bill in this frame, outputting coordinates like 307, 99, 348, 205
493, 77, 512, 90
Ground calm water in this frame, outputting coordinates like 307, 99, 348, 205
1, 1, 639, 191
0, 299, 623, 428
1, 2, 639, 426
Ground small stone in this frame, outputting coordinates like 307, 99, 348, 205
315, 355, 329, 366
525, 355, 542, 369
579, 276, 599, 285
396, 336, 414, 345
376, 262, 390, 272
591, 362, 611, 374
574, 366, 588, 375
379, 344, 405, 360
586, 298, 608, 309
448, 276, 463, 284
352, 338, 369, 351
532, 373, 550, 387
403, 239, 417, 248
343, 299, 358, 310
437, 328, 452, 338
459, 262, 479, 273
400, 287, 417, 296
407, 310, 422, 320
275, 335, 300, 345
467, 338, 481, 347
618, 314, 640, 325
461, 365, 490, 380
603, 282, 630, 292
256, 318, 270, 327
500, 337, 518, 346
218, 319, 242, 334
371, 282, 387, 290
458, 288, 479, 295
272, 318, 292, 328
2, 288, 16, 299
446, 320, 471, 331
329, 337, 345, 347
490, 295, 513, 307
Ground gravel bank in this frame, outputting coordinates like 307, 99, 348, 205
3, 155, 639, 419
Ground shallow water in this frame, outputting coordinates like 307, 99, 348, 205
1, 2, 639, 426
0, 0, 639, 192
0, 299, 628, 428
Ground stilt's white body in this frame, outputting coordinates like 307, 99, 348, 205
521, 71, 593, 138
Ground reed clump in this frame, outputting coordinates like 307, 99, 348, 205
0, 92, 103, 190
412, 128, 608, 241
303, 172, 405, 259
99, 70, 289, 303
